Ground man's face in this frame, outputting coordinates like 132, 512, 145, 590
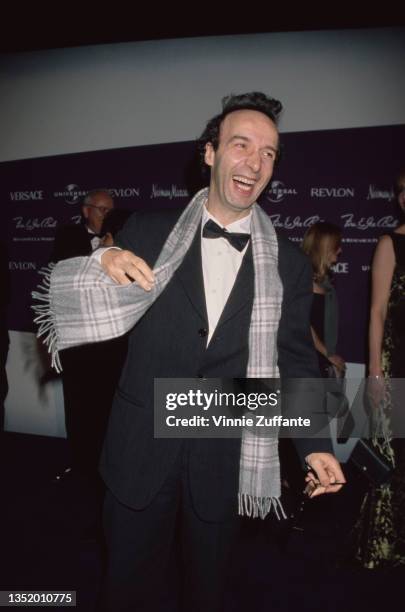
205, 109, 279, 223
82, 192, 114, 234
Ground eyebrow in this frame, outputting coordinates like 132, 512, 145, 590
228, 134, 278, 153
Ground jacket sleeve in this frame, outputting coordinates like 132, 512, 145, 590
114, 212, 139, 253
114, 210, 183, 267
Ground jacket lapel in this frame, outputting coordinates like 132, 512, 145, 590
174, 225, 208, 322
175, 232, 254, 330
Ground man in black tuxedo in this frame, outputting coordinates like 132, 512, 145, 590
97, 93, 345, 611
51, 190, 126, 490
51, 189, 114, 262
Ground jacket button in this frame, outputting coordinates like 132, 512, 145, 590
198, 328, 208, 337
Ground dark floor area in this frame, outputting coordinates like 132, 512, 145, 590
0, 432, 404, 611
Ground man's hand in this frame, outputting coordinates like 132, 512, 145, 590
304, 452, 346, 498
101, 249, 155, 290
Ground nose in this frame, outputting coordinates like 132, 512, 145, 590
246, 149, 261, 173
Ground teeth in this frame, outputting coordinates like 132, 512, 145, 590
233, 175, 255, 186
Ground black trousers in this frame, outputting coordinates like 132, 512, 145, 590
60, 337, 127, 477
101, 445, 240, 612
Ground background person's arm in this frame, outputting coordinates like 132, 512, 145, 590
368, 235, 395, 377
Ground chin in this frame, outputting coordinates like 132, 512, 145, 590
228, 187, 259, 207
232, 192, 257, 207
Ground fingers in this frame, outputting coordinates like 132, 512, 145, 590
304, 452, 346, 497
329, 354, 345, 371
306, 460, 330, 488
121, 255, 155, 290
303, 480, 318, 496
101, 249, 155, 289
304, 474, 344, 498
306, 482, 344, 498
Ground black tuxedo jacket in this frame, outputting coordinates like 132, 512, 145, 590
100, 209, 330, 521
51, 223, 93, 263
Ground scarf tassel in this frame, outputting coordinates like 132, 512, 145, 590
238, 493, 287, 520
31, 263, 62, 373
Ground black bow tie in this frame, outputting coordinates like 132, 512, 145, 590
202, 219, 250, 252
89, 232, 102, 239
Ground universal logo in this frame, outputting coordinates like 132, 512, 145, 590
53, 184, 87, 205
265, 181, 298, 203
54, 185, 140, 205
311, 187, 355, 198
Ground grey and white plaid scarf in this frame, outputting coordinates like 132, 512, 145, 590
33, 187, 285, 519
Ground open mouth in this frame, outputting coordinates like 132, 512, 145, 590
232, 175, 256, 193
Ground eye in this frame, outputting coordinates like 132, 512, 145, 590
263, 150, 276, 160
235, 142, 246, 149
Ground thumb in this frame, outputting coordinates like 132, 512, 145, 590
310, 459, 330, 487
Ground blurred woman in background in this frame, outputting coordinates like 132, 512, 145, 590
302, 221, 345, 378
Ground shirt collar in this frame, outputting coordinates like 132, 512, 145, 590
202, 206, 252, 234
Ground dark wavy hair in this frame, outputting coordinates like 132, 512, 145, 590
198, 92, 283, 171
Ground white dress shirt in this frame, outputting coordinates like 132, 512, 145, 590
201, 207, 251, 344
87, 229, 101, 250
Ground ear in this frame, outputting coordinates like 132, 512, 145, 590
82, 206, 89, 219
204, 142, 215, 168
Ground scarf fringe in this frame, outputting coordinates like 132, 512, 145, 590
238, 493, 287, 520
31, 263, 62, 373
